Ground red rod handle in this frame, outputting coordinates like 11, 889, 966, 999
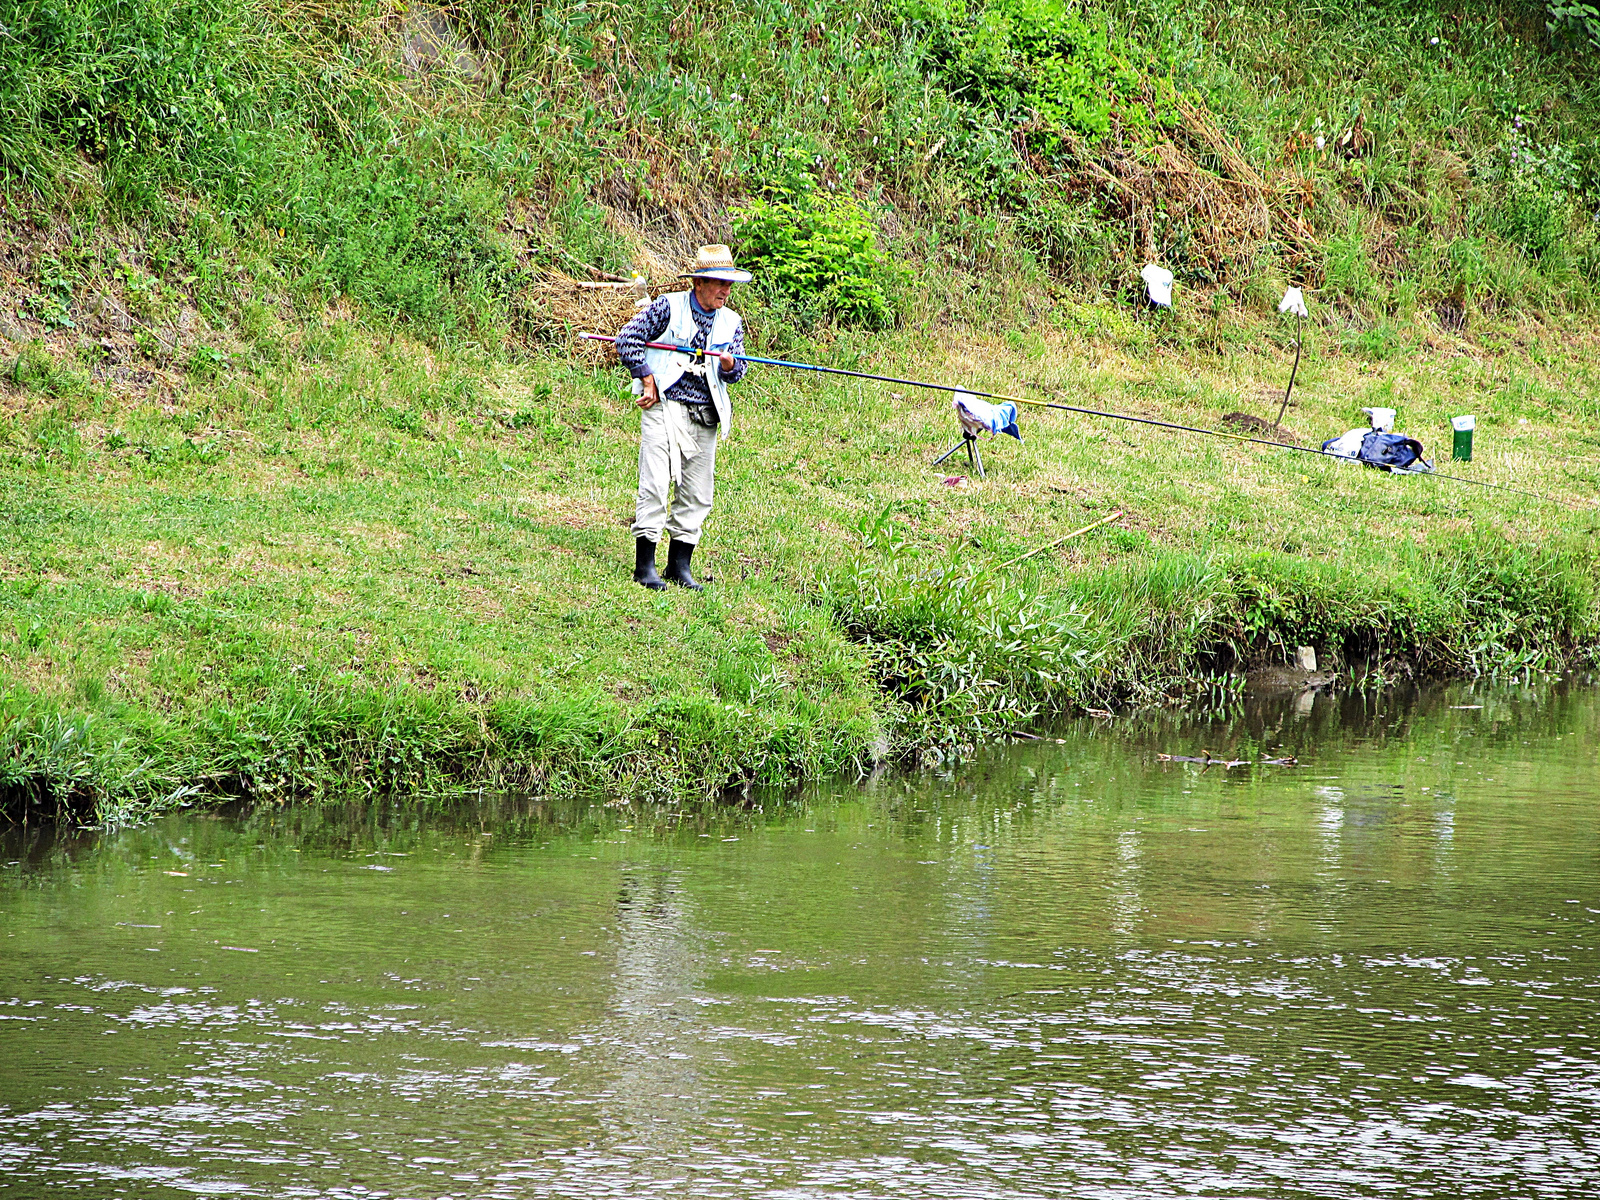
578, 332, 699, 356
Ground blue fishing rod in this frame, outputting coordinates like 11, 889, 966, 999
580, 332, 987, 394
577, 333, 1547, 500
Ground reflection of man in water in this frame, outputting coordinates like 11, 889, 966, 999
602, 868, 707, 1159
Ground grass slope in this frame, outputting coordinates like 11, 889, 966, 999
2, 0, 1600, 820
3, 303, 1596, 822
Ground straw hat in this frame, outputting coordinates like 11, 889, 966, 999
681, 244, 752, 283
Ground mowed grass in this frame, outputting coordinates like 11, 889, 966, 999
2, 305, 1597, 819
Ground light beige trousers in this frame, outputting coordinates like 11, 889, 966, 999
632, 399, 719, 546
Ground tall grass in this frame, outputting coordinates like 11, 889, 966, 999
7, 523, 1589, 821
0, 669, 878, 825
1115, 0, 1600, 315
1, 0, 524, 338
821, 511, 1597, 760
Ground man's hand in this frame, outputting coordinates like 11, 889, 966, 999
716, 351, 735, 372
637, 374, 659, 409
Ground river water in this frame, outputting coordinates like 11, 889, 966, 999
2, 683, 1597, 1199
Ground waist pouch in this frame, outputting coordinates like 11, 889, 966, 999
683, 401, 720, 428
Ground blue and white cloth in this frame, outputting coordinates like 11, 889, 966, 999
1322, 428, 1431, 473
953, 392, 1022, 440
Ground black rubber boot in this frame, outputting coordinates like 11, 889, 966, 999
663, 538, 704, 591
633, 537, 666, 590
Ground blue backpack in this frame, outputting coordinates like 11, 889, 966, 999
1322, 430, 1432, 472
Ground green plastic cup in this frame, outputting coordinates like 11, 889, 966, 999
1451, 414, 1474, 462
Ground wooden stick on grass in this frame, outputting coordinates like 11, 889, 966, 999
1000, 510, 1124, 569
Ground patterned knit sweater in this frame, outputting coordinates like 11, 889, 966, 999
614, 292, 748, 409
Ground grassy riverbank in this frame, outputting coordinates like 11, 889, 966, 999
3, 0, 1600, 821
3, 303, 1597, 822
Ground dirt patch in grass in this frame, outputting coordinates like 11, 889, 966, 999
511, 491, 615, 531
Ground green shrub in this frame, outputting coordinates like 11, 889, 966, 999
911, 0, 1171, 144
1490, 118, 1582, 260
22, 258, 77, 331
1548, 1, 1600, 51
820, 507, 1112, 753
733, 192, 900, 330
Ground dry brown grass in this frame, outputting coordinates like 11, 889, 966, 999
1055, 97, 1320, 284
512, 270, 656, 366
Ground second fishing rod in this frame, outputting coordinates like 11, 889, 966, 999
578, 333, 1543, 500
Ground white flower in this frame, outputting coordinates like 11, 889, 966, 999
1430, 36, 1439, 45
1315, 135, 1326, 150
1279, 287, 1309, 318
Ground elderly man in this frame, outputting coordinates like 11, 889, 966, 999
614, 244, 751, 591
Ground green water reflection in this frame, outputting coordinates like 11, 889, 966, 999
1, 683, 1597, 1197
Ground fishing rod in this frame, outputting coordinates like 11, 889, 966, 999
578, 333, 1546, 500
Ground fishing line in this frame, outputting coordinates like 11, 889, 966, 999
578, 333, 1548, 501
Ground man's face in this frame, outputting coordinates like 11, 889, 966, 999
692, 278, 733, 310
